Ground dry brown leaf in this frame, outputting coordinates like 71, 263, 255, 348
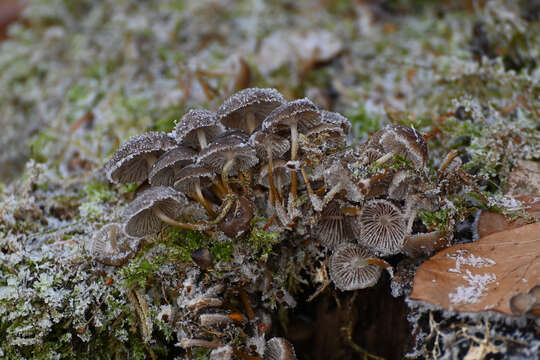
410, 222, 540, 315
476, 194, 540, 238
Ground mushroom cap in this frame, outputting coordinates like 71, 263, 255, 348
199, 135, 258, 175
89, 223, 140, 266
264, 337, 297, 360
173, 163, 216, 193
320, 109, 351, 134
257, 159, 291, 189
373, 125, 428, 168
329, 244, 382, 291
262, 98, 321, 134
357, 199, 406, 256
249, 130, 290, 161
219, 196, 254, 238
104, 132, 177, 184
123, 186, 187, 237
217, 88, 285, 132
191, 247, 213, 270
148, 146, 197, 186
323, 160, 364, 203
173, 109, 223, 149
311, 200, 355, 249
305, 123, 346, 150
529, 285, 540, 302
509, 292, 535, 315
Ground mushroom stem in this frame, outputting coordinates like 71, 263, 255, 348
373, 152, 394, 167
237, 172, 250, 197
321, 182, 342, 210
246, 111, 257, 134
290, 123, 299, 200
211, 182, 227, 199
152, 197, 234, 231
197, 129, 208, 149
365, 258, 394, 278
222, 158, 235, 193
194, 183, 217, 218
300, 166, 322, 212
265, 150, 281, 205
180, 339, 222, 349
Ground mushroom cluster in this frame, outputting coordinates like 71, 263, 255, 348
102, 87, 441, 291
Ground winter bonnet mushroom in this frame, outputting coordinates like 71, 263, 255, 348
174, 109, 223, 150
264, 337, 297, 360
104, 132, 177, 184
357, 199, 406, 256
89, 223, 140, 266
217, 87, 285, 134
148, 145, 197, 186
329, 244, 383, 291
370, 125, 428, 169
173, 163, 217, 216
311, 200, 356, 250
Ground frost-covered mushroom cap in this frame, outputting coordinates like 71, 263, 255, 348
104, 132, 177, 184
173, 109, 223, 149
311, 200, 357, 249
173, 163, 216, 193
123, 186, 187, 237
264, 337, 297, 360
89, 223, 140, 266
305, 123, 346, 150
388, 170, 416, 201
249, 130, 290, 161
329, 244, 382, 291
148, 146, 197, 186
374, 125, 428, 168
199, 136, 258, 175
218, 88, 285, 133
357, 199, 406, 256
262, 98, 321, 134
320, 109, 351, 134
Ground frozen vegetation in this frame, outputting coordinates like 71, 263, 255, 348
0, 0, 539, 359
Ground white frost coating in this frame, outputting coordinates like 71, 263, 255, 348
447, 249, 496, 274
449, 270, 496, 305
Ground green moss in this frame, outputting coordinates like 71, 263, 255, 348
347, 104, 380, 138
244, 224, 280, 261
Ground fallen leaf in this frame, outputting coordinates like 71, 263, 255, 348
476, 195, 540, 238
410, 222, 540, 315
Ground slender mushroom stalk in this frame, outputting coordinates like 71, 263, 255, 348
222, 158, 235, 193
197, 128, 208, 149
289, 122, 299, 200
266, 149, 280, 204
152, 195, 234, 231
300, 166, 322, 211
191, 183, 216, 217
246, 111, 257, 134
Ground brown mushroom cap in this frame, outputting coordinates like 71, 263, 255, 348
357, 199, 406, 256
311, 200, 356, 249
388, 170, 416, 201
320, 109, 351, 134
173, 163, 216, 193
219, 196, 254, 238
148, 146, 197, 186
249, 130, 290, 161
199, 136, 258, 176
104, 132, 177, 184
372, 125, 428, 169
509, 292, 535, 315
123, 186, 187, 237
89, 223, 140, 266
191, 247, 213, 270
264, 337, 297, 360
173, 109, 223, 149
262, 98, 321, 135
329, 244, 382, 291
217, 88, 285, 133
305, 123, 346, 151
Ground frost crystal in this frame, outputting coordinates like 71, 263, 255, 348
447, 249, 496, 274
449, 270, 496, 305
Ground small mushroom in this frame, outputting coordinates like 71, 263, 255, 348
304, 123, 346, 153
263, 98, 321, 202
357, 199, 406, 256
123, 186, 234, 237
311, 200, 356, 249
89, 223, 140, 266
218, 88, 285, 134
264, 337, 297, 360
320, 109, 351, 134
173, 109, 223, 150
191, 247, 213, 270
321, 158, 364, 209
219, 195, 254, 238
199, 135, 258, 193
388, 170, 417, 201
402, 231, 447, 257
258, 159, 291, 204
370, 125, 428, 169
329, 244, 383, 291
104, 132, 177, 184
148, 145, 197, 186
173, 163, 217, 217
509, 292, 535, 315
